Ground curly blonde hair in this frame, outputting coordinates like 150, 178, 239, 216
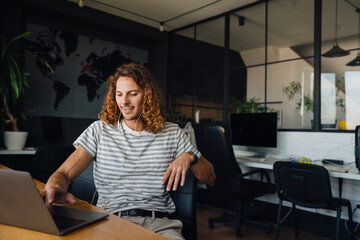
98, 63, 166, 134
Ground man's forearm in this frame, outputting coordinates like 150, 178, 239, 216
190, 156, 216, 186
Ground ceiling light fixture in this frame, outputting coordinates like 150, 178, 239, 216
159, 22, 165, 32
346, 9, 360, 66
323, 0, 350, 57
79, 0, 84, 8
238, 16, 245, 26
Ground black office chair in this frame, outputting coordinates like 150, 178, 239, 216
193, 123, 275, 237
273, 161, 354, 240
69, 161, 198, 240
169, 170, 198, 240
33, 145, 74, 183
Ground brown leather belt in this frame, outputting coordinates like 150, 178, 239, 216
115, 209, 169, 218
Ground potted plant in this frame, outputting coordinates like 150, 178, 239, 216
230, 96, 268, 113
0, 32, 52, 150
282, 81, 314, 113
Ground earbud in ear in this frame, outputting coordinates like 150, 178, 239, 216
117, 112, 122, 128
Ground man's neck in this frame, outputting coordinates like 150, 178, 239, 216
123, 119, 145, 132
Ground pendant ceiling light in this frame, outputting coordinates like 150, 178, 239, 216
323, 0, 350, 57
346, 9, 360, 66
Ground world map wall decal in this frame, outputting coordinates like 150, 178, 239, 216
24, 22, 148, 118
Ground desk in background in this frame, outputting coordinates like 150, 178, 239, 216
0, 149, 36, 171
236, 157, 360, 180
0, 164, 167, 240
236, 156, 360, 198
0, 149, 36, 155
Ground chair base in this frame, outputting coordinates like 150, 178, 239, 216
208, 211, 273, 237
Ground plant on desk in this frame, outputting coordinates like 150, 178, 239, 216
167, 109, 193, 128
230, 96, 268, 113
0, 32, 53, 150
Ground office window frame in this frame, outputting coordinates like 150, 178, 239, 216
169, 0, 357, 132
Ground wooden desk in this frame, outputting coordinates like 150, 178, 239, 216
0, 164, 167, 240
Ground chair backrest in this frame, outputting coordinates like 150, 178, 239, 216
193, 123, 242, 196
273, 161, 333, 208
169, 170, 198, 240
33, 145, 74, 183
68, 161, 98, 205
69, 162, 198, 240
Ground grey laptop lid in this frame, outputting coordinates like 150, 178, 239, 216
0, 169, 108, 235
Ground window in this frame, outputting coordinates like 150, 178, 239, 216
168, 0, 360, 131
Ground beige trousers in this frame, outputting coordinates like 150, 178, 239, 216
121, 216, 185, 240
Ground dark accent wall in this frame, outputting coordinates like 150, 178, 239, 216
2, 0, 168, 93
168, 33, 246, 103
1, 0, 169, 147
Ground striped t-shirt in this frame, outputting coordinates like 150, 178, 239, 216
73, 120, 201, 214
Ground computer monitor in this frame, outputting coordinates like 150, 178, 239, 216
355, 126, 360, 171
230, 112, 278, 148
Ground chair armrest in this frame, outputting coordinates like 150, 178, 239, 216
239, 169, 271, 183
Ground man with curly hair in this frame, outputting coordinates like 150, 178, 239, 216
42, 63, 216, 240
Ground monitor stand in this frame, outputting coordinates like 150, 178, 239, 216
239, 154, 266, 161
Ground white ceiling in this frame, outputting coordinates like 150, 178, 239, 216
68, 0, 359, 52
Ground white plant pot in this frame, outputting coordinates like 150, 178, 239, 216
4, 131, 29, 150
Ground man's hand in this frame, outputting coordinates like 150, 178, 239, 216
161, 152, 194, 191
40, 178, 76, 214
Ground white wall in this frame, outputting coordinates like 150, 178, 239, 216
234, 131, 355, 161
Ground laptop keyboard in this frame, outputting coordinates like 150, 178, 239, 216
53, 215, 87, 230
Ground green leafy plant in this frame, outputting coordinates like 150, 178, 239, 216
335, 77, 346, 112
283, 80, 345, 113
230, 96, 268, 113
0, 32, 53, 132
167, 109, 193, 128
283, 81, 314, 113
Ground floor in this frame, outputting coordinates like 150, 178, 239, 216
197, 205, 330, 240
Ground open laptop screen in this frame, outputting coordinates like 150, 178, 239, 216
0, 169, 108, 235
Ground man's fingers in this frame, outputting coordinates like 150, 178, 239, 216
46, 188, 56, 205
180, 168, 187, 187
65, 193, 77, 204
172, 169, 181, 191
166, 170, 176, 191
161, 170, 170, 185
45, 195, 54, 214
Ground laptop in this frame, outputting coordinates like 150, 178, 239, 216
0, 169, 109, 235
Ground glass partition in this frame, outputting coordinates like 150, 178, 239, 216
268, 59, 314, 129
169, 17, 226, 122
321, 0, 360, 130
168, 0, 359, 131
